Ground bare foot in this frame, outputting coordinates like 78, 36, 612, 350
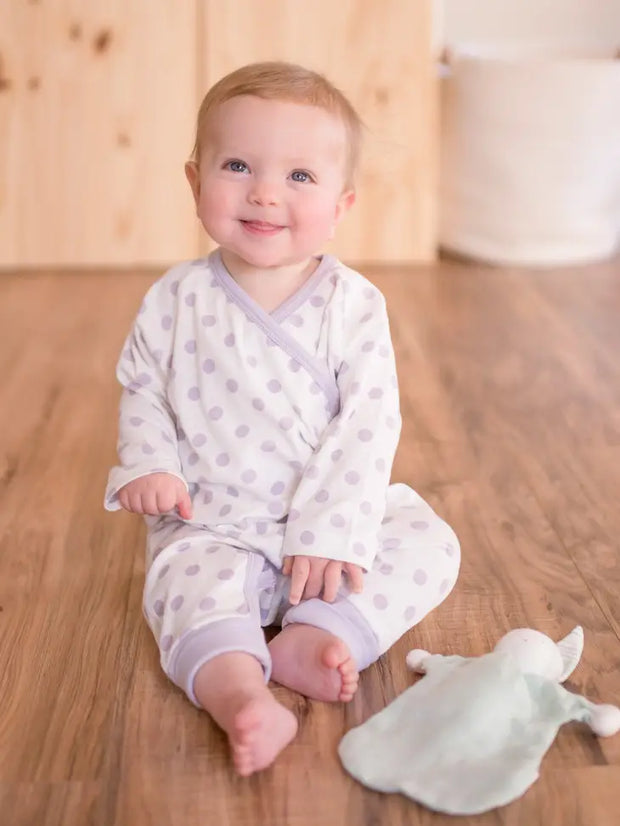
229, 693, 298, 777
268, 624, 359, 702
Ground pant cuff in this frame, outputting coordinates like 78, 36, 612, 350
282, 598, 380, 671
167, 618, 272, 707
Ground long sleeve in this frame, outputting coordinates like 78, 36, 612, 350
104, 281, 187, 511
282, 288, 401, 570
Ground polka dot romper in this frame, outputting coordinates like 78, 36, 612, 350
105, 250, 460, 705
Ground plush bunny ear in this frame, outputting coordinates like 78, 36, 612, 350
557, 626, 584, 682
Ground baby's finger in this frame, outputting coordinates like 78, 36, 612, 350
288, 557, 310, 606
282, 557, 293, 576
177, 490, 193, 520
322, 561, 343, 603
140, 490, 159, 516
345, 563, 364, 594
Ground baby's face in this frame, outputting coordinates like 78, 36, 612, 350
186, 95, 355, 270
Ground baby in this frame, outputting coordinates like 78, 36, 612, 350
105, 61, 460, 776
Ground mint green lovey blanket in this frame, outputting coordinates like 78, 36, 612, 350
339, 628, 620, 815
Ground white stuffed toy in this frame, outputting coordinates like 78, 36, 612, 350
339, 627, 620, 815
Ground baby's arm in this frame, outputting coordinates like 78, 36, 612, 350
118, 472, 192, 519
283, 555, 364, 605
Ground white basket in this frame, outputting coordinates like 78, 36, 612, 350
439, 45, 620, 266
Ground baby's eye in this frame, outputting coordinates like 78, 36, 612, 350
290, 170, 313, 183
225, 160, 249, 173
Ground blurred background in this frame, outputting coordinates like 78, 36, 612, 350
0, 0, 618, 269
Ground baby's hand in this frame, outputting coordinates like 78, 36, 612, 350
117, 472, 193, 519
282, 555, 364, 606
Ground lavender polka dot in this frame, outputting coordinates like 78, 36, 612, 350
161, 315, 173, 330
267, 379, 282, 393
411, 520, 429, 531
253, 398, 265, 412
192, 433, 207, 447
256, 522, 268, 535
345, 471, 361, 485
330, 514, 346, 528
404, 605, 417, 621
364, 287, 375, 299
310, 295, 325, 307
362, 341, 375, 353
373, 594, 388, 610
227, 486, 239, 497
300, 530, 315, 545
169, 280, 179, 296
241, 469, 257, 484
353, 541, 366, 556
202, 491, 213, 504
216, 452, 230, 466
271, 481, 285, 495
444, 542, 456, 557
268, 501, 284, 515
185, 292, 196, 307
439, 579, 450, 595
380, 563, 394, 575
315, 489, 329, 503
170, 595, 184, 612
247, 355, 257, 367
226, 379, 238, 392
202, 315, 216, 327
236, 603, 250, 615
218, 568, 234, 580
261, 440, 276, 452
358, 429, 373, 442
219, 504, 232, 517
289, 461, 303, 473
153, 599, 165, 617
383, 538, 401, 550
382, 516, 394, 524
187, 451, 200, 465
331, 449, 343, 462
288, 508, 300, 522
136, 373, 152, 386
157, 564, 170, 580
188, 386, 201, 401
185, 564, 200, 576
386, 416, 397, 429
306, 465, 319, 479
309, 382, 320, 395
360, 312, 373, 323
202, 359, 215, 374
224, 333, 235, 347
369, 387, 383, 399
279, 417, 293, 431
176, 542, 191, 553
350, 382, 361, 395
236, 425, 249, 438
199, 597, 216, 612
360, 501, 372, 515
184, 339, 197, 354
208, 406, 223, 420
160, 634, 174, 652
129, 416, 144, 426
290, 314, 304, 327
413, 569, 428, 585
379, 345, 390, 358
142, 441, 155, 455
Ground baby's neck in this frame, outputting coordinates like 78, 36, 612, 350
220, 250, 320, 313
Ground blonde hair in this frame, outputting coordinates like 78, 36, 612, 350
190, 61, 363, 188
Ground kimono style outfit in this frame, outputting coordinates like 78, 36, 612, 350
105, 250, 460, 705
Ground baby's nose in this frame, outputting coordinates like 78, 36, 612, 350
248, 178, 281, 206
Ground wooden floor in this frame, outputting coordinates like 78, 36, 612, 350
1, 256, 619, 826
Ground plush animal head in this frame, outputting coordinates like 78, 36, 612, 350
493, 626, 584, 682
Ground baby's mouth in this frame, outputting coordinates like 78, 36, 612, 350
240, 220, 284, 235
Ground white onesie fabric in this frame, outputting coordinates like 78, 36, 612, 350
105, 250, 460, 704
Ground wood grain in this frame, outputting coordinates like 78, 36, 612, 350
1, 256, 619, 825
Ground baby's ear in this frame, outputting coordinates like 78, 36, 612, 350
334, 189, 356, 224
185, 162, 201, 205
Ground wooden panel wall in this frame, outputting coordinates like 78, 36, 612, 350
0, 0, 437, 267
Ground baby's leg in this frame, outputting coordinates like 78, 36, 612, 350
144, 528, 296, 775
193, 652, 297, 777
271, 484, 460, 699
